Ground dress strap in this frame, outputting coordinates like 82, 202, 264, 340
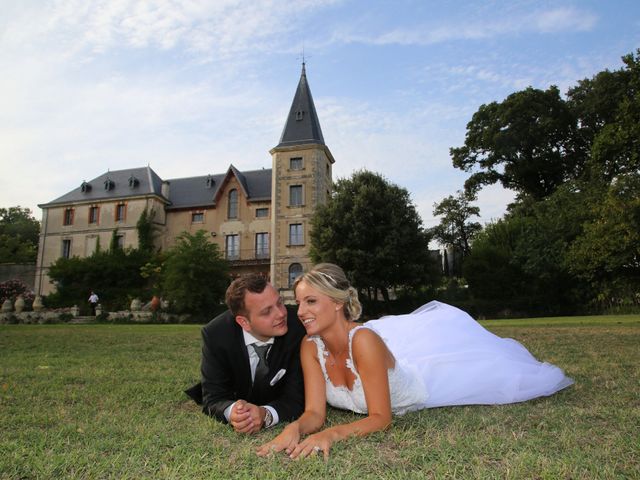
307, 336, 330, 382
346, 326, 367, 375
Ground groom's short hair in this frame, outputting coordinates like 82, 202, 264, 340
225, 273, 269, 317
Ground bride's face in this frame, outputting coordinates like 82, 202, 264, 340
295, 280, 343, 334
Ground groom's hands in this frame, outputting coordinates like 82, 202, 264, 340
229, 400, 265, 434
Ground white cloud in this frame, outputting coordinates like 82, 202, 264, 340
334, 6, 598, 46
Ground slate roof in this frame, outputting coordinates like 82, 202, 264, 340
166, 167, 272, 210
276, 63, 325, 148
40, 166, 165, 207
40, 165, 272, 210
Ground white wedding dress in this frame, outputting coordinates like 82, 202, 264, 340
309, 301, 573, 415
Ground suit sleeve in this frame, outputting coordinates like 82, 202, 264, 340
264, 319, 305, 422
200, 324, 237, 423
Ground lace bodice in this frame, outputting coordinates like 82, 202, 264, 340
308, 326, 428, 416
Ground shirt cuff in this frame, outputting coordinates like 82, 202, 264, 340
263, 405, 279, 428
223, 401, 236, 423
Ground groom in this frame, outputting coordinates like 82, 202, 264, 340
185, 273, 305, 434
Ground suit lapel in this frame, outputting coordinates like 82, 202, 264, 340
233, 321, 253, 395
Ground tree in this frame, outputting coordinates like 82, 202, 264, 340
588, 51, 640, 181
47, 248, 153, 312
136, 208, 158, 253
161, 230, 229, 316
451, 86, 581, 200
310, 170, 438, 302
567, 174, 640, 308
0, 206, 40, 263
430, 191, 482, 276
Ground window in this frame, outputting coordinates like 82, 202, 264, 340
115, 234, 125, 250
256, 208, 269, 218
63, 208, 74, 226
228, 189, 238, 219
115, 203, 126, 222
255, 233, 269, 259
225, 234, 239, 260
290, 157, 303, 170
289, 223, 304, 245
289, 185, 303, 207
289, 263, 303, 288
191, 212, 204, 223
62, 239, 71, 259
296, 110, 304, 121
89, 206, 99, 224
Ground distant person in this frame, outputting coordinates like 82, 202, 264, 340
88, 291, 99, 316
258, 263, 573, 459
185, 274, 305, 434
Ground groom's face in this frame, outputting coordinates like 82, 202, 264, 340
235, 284, 288, 342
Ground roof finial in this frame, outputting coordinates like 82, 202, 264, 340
299, 44, 310, 74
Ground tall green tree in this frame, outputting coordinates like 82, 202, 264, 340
161, 230, 229, 316
588, 51, 640, 181
451, 86, 581, 200
0, 206, 40, 263
310, 170, 438, 302
567, 175, 640, 308
430, 191, 482, 269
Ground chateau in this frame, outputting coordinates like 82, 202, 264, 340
35, 64, 334, 296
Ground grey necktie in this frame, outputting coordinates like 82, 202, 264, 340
252, 344, 270, 385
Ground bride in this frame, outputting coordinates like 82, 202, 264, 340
257, 263, 573, 459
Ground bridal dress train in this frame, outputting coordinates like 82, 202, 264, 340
309, 301, 574, 415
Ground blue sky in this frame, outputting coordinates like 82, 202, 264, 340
1, 0, 638, 233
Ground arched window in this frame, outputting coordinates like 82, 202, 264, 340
288, 263, 303, 288
228, 189, 238, 219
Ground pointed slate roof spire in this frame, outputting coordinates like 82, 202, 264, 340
276, 62, 325, 148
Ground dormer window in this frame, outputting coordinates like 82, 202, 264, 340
206, 175, 215, 188
80, 181, 92, 193
295, 110, 304, 121
104, 178, 115, 191
128, 176, 139, 188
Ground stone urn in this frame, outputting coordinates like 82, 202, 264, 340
130, 298, 142, 312
33, 295, 44, 312
95, 304, 102, 316
14, 296, 25, 313
1, 299, 12, 313
71, 305, 80, 316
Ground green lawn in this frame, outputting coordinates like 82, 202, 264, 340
1, 315, 638, 479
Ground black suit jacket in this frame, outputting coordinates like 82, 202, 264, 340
185, 307, 305, 424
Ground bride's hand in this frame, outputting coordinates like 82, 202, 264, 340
256, 423, 300, 457
288, 429, 335, 460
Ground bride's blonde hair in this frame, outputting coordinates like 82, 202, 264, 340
293, 263, 362, 321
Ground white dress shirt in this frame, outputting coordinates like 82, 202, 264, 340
223, 330, 279, 427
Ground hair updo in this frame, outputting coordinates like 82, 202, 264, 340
293, 263, 363, 321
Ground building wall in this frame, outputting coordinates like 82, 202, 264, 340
35, 196, 166, 296
0, 263, 37, 290
270, 143, 333, 290
163, 178, 272, 272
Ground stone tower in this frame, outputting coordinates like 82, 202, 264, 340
270, 63, 335, 291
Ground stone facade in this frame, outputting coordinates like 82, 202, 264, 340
35, 64, 333, 296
